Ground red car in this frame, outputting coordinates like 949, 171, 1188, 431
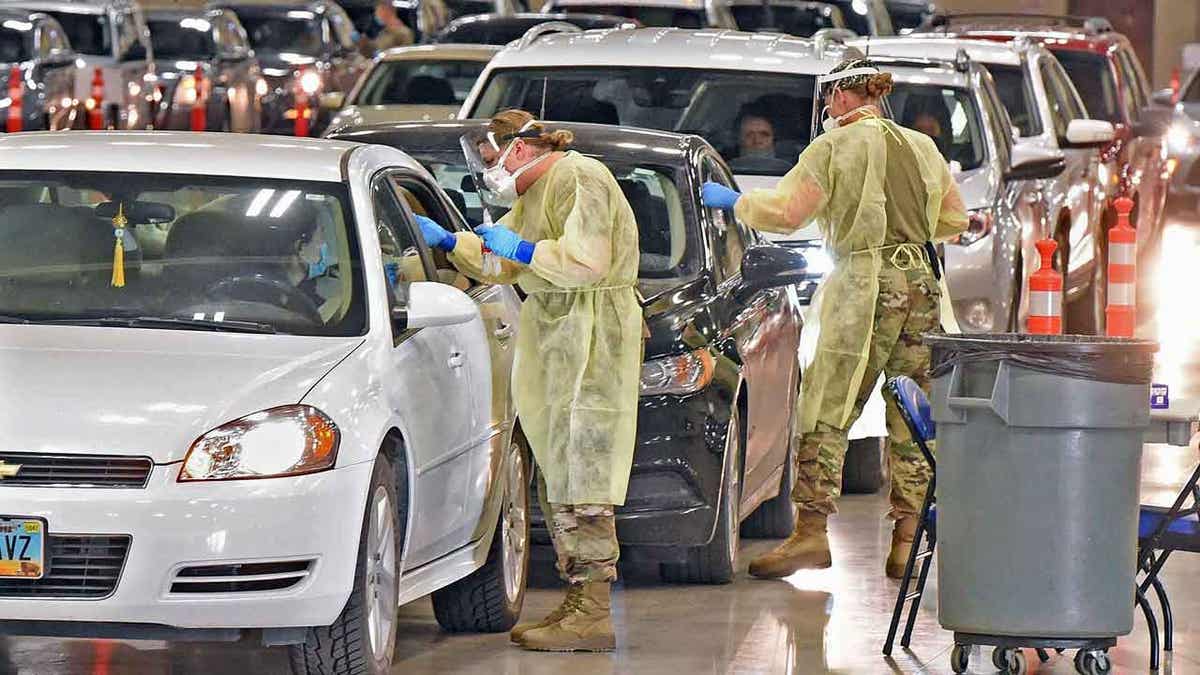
923, 13, 1171, 261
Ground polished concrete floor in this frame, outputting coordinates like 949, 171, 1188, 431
3, 220, 1199, 674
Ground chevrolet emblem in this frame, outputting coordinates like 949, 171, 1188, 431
0, 461, 20, 479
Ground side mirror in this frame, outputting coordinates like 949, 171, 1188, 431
1133, 106, 1172, 138
392, 281, 478, 332
319, 91, 346, 109
1004, 143, 1066, 182
734, 245, 808, 304
1153, 87, 1177, 107
1063, 118, 1116, 148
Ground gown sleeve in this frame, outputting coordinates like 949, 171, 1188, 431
526, 162, 616, 288
446, 216, 525, 285
734, 139, 832, 234
934, 161, 969, 242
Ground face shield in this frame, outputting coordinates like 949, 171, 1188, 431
459, 120, 545, 218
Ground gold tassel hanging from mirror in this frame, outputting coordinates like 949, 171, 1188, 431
111, 203, 126, 288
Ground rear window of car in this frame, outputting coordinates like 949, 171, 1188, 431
729, 4, 839, 36
554, 4, 705, 28
45, 11, 110, 57
147, 18, 216, 60
239, 14, 324, 55
0, 27, 32, 62
981, 64, 1042, 137
470, 66, 816, 176
1051, 49, 1121, 124
352, 59, 488, 106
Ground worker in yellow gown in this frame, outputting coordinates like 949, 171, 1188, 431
700, 58, 967, 579
415, 109, 641, 652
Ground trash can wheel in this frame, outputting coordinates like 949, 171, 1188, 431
992, 646, 1008, 669
1074, 649, 1111, 675
950, 644, 970, 673
1004, 648, 1028, 674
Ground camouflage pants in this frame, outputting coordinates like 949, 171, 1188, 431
537, 471, 619, 584
792, 269, 940, 519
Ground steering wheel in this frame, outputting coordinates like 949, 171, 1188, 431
205, 274, 324, 325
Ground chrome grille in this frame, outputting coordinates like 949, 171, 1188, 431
0, 453, 153, 488
0, 535, 130, 599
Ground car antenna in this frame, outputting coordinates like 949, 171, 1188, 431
540, 76, 547, 120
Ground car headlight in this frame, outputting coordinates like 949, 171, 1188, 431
955, 208, 994, 246
1167, 122, 1194, 155
298, 69, 321, 96
640, 349, 715, 397
176, 75, 198, 106
255, 77, 269, 98
178, 405, 339, 481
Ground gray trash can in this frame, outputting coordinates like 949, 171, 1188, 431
926, 334, 1157, 639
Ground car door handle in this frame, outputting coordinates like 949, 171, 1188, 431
448, 352, 465, 369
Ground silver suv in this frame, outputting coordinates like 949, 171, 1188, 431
7, 0, 156, 129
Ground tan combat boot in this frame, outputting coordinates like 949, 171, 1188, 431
517, 581, 615, 652
748, 511, 832, 579
886, 516, 919, 579
509, 583, 582, 643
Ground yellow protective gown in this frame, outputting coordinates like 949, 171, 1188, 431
449, 151, 643, 505
735, 117, 967, 434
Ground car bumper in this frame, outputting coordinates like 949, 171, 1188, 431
0, 460, 373, 631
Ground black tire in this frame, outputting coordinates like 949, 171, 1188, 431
741, 437, 795, 539
842, 437, 884, 494
950, 644, 970, 674
661, 408, 742, 585
432, 442, 529, 633
290, 453, 401, 675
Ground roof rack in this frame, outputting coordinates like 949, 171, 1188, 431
924, 13, 1113, 35
516, 21, 583, 49
813, 27, 856, 55
867, 54, 969, 74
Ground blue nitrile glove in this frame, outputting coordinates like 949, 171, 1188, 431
416, 214, 456, 252
701, 181, 741, 210
476, 224, 535, 265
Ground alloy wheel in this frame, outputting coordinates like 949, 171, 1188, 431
365, 484, 397, 660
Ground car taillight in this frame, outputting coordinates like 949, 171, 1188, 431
955, 208, 993, 246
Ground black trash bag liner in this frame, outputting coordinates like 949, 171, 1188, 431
925, 333, 1158, 385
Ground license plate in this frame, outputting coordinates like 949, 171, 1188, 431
0, 516, 45, 579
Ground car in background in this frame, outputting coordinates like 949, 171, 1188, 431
144, 6, 263, 132
214, 0, 367, 136
444, 0, 524, 21
874, 34, 1116, 333
855, 38, 1070, 333
1163, 70, 1200, 211
539, 0, 736, 29
10, 0, 156, 129
719, 0, 846, 37
885, 0, 934, 34
805, 0, 892, 36
0, 8, 81, 131
332, 120, 808, 584
921, 14, 1171, 264
324, 44, 498, 133
460, 27, 894, 492
337, 0, 449, 44
0, 131, 528, 675
431, 12, 635, 44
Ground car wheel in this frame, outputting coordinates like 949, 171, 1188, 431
661, 407, 741, 585
741, 431, 796, 539
842, 437, 884, 494
432, 441, 529, 632
290, 453, 400, 675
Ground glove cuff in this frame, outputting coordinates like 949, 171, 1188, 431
514, 239, 535, 265
437, 232, 457, 252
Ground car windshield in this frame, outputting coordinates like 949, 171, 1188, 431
0, 27, 32, 62
147, 18, 216, 60
352, 59, 487, 105
888, 5, 930, 34
444, 0, 495, 19
1052, 49, 1120, 124
729, 4, 839, 35
405, 148, 697, 297
983, 64, 1041, 137
45, 11, 110, 57
556, 5, 705, 28
0, 172, 365, 336
471, 67, 816, 176
239, 14, 324, 56
824, 0, 879, 35
435, 20, 540, 44
891, 83, 986, 171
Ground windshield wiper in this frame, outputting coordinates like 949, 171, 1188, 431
42, 316, 277, 334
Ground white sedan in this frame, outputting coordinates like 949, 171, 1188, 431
0, 132, 527, 675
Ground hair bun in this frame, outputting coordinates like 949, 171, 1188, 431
865, 72, 894, 98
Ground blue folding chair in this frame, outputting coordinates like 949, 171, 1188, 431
882, 376, 938, 657
1135, 461, 1200, 672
